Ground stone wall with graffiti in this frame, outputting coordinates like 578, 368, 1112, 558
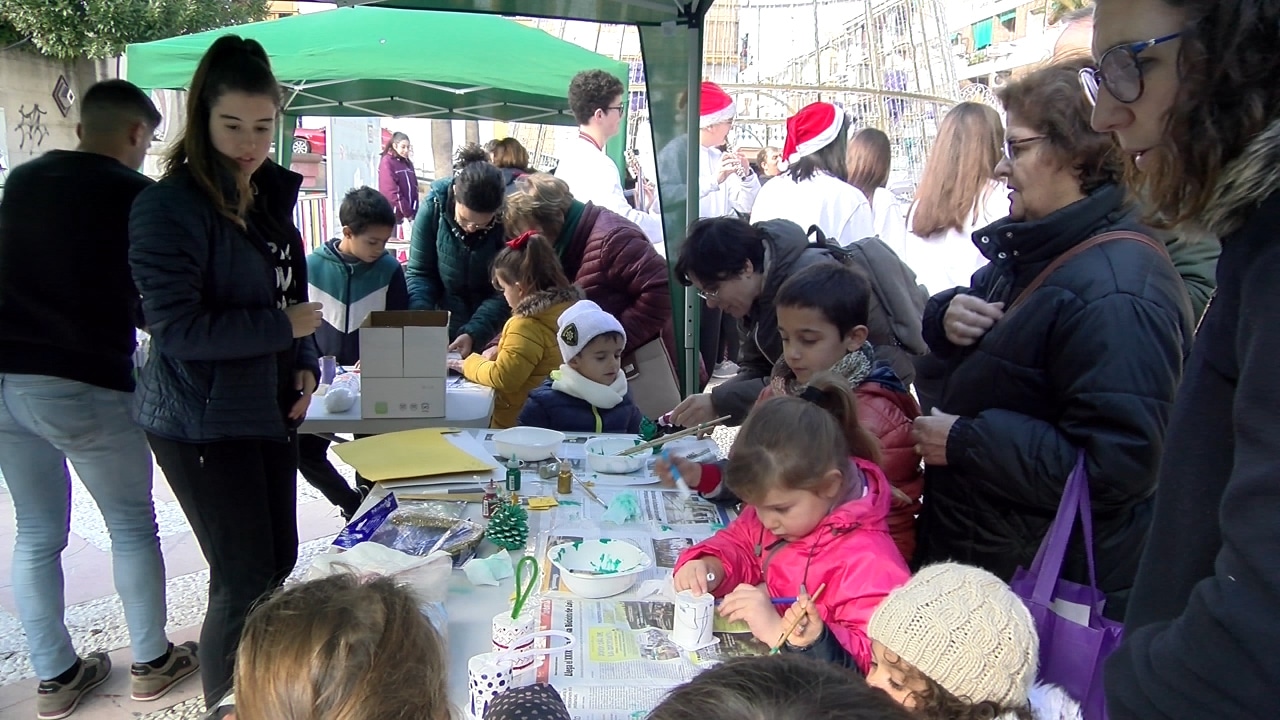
0, 48, 113, 185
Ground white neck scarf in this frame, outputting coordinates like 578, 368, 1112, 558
552, 365, 629, 409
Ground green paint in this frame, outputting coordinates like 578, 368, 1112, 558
559, 500, 582, 506
589, 553, 624, 574
659, 524, 672, 532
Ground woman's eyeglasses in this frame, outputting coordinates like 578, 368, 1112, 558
1004, 136, 1045, 160
1079, 32, 1181, 105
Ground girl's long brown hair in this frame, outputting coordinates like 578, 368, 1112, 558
164, 35, 281, 229
910, 103, 1003, 237
235, 574, 449, 720
492, 231, 571, 295
726, 373, 880, 503
847, 128, 892, 201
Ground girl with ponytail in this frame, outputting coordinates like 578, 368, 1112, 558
447, 231, 583, 427
671, 373, 910, 674
128, 34, 320, 712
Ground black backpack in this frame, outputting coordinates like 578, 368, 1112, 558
805, 226, 929, 356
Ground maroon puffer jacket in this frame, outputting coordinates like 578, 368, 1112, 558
560, 203, 677, 371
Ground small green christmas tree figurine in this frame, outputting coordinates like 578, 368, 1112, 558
486, 500, 529, 551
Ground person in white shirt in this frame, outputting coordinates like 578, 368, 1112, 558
901, 102, 1009, 297
846, 127, 909, 255
555, 69, 664, 245
750, 102, 875, 247
901, 102, 1007, 415
657, 81, 760, 221
656, 81, 760, 376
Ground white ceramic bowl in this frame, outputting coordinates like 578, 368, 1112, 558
492, 427, 565, 462
548, 539, 652, 599
583, 437, 647, 475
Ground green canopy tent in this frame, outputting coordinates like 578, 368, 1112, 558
329, 0, 717, 395
123, 6, 630, 169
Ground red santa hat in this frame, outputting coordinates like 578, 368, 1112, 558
779, 102, 843, 170
699, 81, 736, 128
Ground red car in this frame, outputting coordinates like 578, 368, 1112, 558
291, 127, 394, 156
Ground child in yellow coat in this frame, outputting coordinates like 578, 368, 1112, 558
448, 231, 582, 427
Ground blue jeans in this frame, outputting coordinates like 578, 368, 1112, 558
0, 374, 168, 679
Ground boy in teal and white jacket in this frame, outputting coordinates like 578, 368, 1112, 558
302, 187, 408, 518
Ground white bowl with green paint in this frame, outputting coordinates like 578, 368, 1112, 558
548, 539, 652, 598
583, 437, 646, 474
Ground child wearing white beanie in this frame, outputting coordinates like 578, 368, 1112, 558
862, 563, 1082, 720
516, 300, 644, 434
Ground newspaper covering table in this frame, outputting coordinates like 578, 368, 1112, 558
519, 486, 763, 719
474, 430, 721, 487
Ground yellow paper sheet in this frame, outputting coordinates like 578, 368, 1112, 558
331, 428, 496, 482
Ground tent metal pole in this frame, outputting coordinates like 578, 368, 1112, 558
683, 17, 702, 397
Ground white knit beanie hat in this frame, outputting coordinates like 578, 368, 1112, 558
557, 300, 625, 363
867, 563, 1039, 708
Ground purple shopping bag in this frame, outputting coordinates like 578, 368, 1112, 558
1010, 452, 1123, 720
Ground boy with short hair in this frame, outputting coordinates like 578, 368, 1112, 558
517, 300, 644, 434
301, 187, 408, 517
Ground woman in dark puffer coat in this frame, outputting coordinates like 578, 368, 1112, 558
910, 60, 1193, 621
129, 37, 322, 709
406, 145, 509, 358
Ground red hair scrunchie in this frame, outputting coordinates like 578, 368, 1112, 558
507, 230, 536, 250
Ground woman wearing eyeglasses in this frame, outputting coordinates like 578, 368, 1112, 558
1088, 1, 1280, 717
909, 58, 1193, 621
406, 144, 509, 358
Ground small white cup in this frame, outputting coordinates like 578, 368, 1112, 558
671, 589, 716, 650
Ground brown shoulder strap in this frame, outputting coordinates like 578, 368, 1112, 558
1007, 231, 1166, 312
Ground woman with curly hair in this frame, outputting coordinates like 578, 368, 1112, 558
406, 144, 508, 357
1088, 1, 1280, 717
910, 58, 1193, 620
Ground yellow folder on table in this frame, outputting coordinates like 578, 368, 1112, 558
331, 428, 496, 482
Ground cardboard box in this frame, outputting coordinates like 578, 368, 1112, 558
361, 377, 446, 418
359, 311, 449, 379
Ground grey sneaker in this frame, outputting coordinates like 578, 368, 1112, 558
712, 361, 740, 378
130, 641, 199, 701
36, 652, 111, 720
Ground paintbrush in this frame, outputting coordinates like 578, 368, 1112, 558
576, 477, 608, 508
767, 583, 827, 655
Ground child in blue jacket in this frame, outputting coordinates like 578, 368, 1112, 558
301, 187, 408, 518
517, 300, 643, 434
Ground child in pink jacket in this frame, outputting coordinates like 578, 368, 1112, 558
673, 372, 910, 674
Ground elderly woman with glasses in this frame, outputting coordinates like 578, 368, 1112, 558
909, 57, 1194, 621
406, 144, 509, 358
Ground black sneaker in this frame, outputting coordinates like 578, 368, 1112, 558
130, 641, 199, 701
36, 652, 111, 720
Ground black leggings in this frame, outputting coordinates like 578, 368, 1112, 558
297, 434, 364, 515
147, 433, 299, 708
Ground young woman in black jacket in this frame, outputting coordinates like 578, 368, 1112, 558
128, 35, 322, 710
1089, 1, 1280, 717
